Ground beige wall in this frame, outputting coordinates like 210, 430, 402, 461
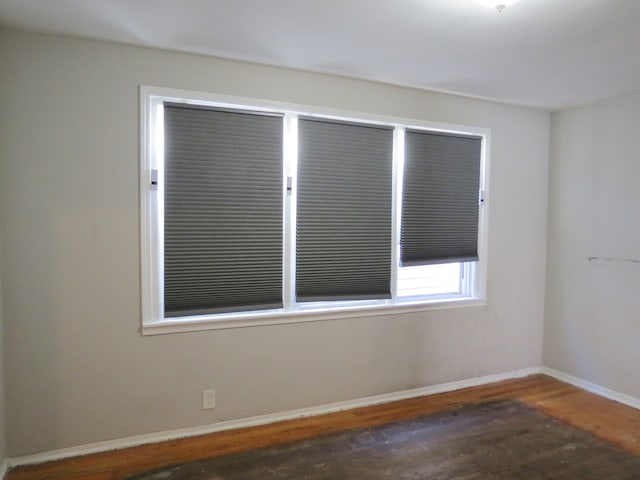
0, 226, 6, 468
0, 28, 550, 456
545, 90, 640, 398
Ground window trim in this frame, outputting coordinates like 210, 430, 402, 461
140, 85, 490, 335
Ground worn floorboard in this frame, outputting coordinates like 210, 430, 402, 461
7, 375, 640, 479
127, 399, 640, 479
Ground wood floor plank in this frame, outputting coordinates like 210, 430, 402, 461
127, 400, 640, 480
7, 375, 640, 480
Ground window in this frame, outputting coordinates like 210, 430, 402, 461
296, 117, 394, 302
140, 86, 488, 333
163, 103, 284, 316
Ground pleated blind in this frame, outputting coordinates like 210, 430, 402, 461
401, 130, 482, 266
296, 118, 394, 301
163, 103, 283, 317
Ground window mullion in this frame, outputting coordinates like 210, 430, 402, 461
282, 113, 298, 311
155, 101, 166, 322
391, 127, 405, 302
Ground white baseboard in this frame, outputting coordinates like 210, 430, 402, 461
0, 458, 7, 480
8, 366, 541, 469
542, 367, 640, 411
8, 367, 639, 473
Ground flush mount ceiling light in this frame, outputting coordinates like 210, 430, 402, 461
478, 0, 521, 12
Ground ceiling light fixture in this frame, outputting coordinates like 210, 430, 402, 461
478, 0, 520, 12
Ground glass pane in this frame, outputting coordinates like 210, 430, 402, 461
397, 263, 461, 297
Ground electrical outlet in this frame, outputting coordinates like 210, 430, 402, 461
203, 389, 216, 410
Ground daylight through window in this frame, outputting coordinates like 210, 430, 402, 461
140, 87, 488, 332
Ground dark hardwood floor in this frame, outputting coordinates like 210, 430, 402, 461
7, 374, 640, 479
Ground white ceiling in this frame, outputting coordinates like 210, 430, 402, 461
1, 0, 639, 110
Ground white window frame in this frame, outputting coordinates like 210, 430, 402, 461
140, 85, 490, 335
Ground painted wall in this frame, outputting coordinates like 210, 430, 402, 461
545, 90, 640, 398
0, 29, 549, 456
0, 228, 6, 471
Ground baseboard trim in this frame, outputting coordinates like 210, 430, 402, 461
1, 458, 7, 480
8, 367, 640, 472
8, 366, 541, 469
542, 367, 640, 411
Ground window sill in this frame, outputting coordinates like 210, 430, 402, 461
141, 297, 487, 336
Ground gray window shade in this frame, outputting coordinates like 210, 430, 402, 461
296, 117, 393, 302
401, 130, 482, 266
163, 103, 283, 317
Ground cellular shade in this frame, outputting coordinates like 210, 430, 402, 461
296, 117, 393, 301
163, 103, 283, 316
401, 130, 482, 266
